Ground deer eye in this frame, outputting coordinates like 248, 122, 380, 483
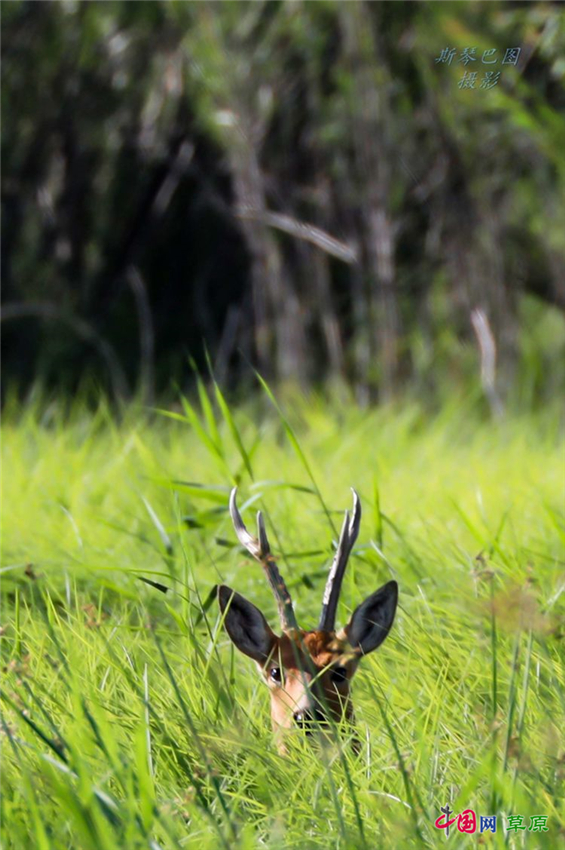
270, 667, 282, 684
331, 666, 347, 684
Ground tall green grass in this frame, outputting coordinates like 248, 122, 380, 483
1, 386, 564, 848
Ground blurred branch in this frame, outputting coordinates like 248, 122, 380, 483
236, 207, 358, 264
93, 125, 193, 323
214, 304, 241, 385
153, 141, 194, 216
471, 307, 504, 419
126, 267, 155, 407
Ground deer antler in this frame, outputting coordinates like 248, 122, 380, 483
229, 488, 299, 633
318, 489, 361, 631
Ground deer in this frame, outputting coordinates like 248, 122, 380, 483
217, 488, 398, 752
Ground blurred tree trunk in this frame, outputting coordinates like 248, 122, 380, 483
230, 135, 308, 382
312, 243, 345, 380
191, 4, 309, 383
339, 2, 401, 401
439, 135, 516, 407
301, 25, 346, 384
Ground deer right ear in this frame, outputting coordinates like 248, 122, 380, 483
341, 580, 398, 655
217, 585, 277, 663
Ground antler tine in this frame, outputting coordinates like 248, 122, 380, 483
229, 488, 299, 633
318, 488, 361, 631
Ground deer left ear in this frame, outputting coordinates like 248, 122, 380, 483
341, 580, 398, 655
217, 585, 277, 663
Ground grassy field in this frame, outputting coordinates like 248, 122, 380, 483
1, 385, 564, 849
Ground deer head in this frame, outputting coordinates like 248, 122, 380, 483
218, 488, 398, 750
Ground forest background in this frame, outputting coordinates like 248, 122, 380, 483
3, 0, 564, 406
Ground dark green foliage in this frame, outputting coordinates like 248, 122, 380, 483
2, 1, 565, 404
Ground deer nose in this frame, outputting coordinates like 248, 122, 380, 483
293, 708, 325, 730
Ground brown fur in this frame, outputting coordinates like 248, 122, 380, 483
258, 630, 361, 743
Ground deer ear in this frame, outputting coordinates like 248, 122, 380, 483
341, 580, 398, 655
217, 585, 277, 663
